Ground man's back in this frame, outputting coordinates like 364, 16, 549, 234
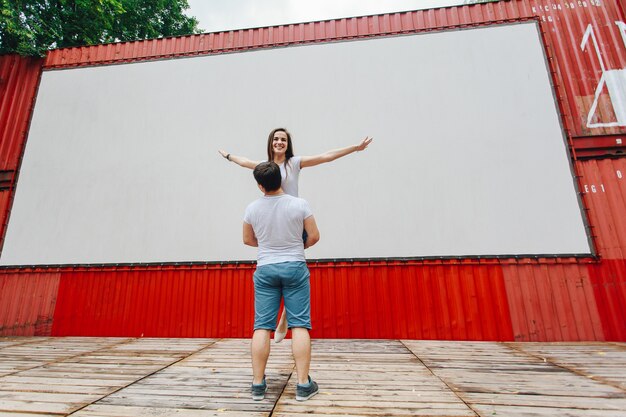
244, 194, 312, 266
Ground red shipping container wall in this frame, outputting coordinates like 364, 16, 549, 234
50, 266, 256, 338
578, 158, 626, 340
0, 55, 42, 171
309, 261, 514, 341
502, 259, 604, 341
45, 261, 516, 340
579, 158, 626, 259
529, 0, 626, 137
0, 56, 45, 336
2, 256, 614, 342
0, 55, 43, 250
0, 272, 60, 336
1, 1, 626, 340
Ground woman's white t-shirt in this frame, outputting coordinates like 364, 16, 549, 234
279, 156, 301, 197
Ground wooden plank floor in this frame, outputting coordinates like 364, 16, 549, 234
403, 341, 626, 417
0, 338, 623, 416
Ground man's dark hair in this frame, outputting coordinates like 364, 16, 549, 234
253, 161, 282, 192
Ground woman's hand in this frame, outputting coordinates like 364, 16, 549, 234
356, 136, 373, 151
217, 151, 258, 169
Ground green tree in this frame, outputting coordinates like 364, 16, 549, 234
0, 0, 201, 57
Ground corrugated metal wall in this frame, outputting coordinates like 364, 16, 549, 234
3, 255, 620, 341
51, 266, 256, 337
1, 0, 625, 340
529, 0, 626, 137
502, 259, 604, 341
0, 272, 60, 336
308, 261, 514, 340
579, 158, 626, 340
0, 55, 43, 255
0, 55, 46, 336
0, 55, 42, 170
25, 261, 516, 340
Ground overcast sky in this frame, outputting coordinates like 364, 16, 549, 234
185, 0, 464, 33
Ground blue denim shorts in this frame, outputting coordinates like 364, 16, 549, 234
253, 261, 311, 331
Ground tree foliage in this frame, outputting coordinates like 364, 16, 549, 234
0, 0, 201, 56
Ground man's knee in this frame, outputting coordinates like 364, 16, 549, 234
291, 327, 311, 340
253, 329, 272, 338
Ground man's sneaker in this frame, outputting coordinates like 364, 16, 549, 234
251, 377, 267, 401
295, 376, 319, 401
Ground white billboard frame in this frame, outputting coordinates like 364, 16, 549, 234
0, 21, 594, 266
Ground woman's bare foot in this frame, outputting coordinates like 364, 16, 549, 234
274, 309, 288, 343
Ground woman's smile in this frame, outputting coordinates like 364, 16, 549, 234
273, 132, 289, 154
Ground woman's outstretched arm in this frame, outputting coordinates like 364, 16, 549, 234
218, 150, 260, 169
300, 136, 372, 168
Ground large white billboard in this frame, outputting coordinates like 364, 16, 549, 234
0, 22, 591, 265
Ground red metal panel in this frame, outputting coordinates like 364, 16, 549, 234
572, 134, 626, 157
310, 260, 515, 340
0, 54, 43, 170
46, 262, 514, 340
501, 259, 604, 341
0, 191, 11, 232
50, 265, 256, 337
577, 158, 626, 340
43, 5, 532, 68
577, 158, 626, 258
588, 259, 626, 340
0, 271, 60, 336
0, 256, 619, 341
0, 55, 43, 255
529, 0, 626, 136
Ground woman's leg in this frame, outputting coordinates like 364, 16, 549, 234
275, 230, 303, 342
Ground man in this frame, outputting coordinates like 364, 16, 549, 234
243, 161, 320, 401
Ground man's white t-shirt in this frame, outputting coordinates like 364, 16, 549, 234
244, 193, 313, 266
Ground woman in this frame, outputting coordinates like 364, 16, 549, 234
219, 127, 372, 342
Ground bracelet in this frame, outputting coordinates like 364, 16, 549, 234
226, 154, 231, 161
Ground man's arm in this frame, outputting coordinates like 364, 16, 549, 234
243, 222, 258, 247
303, 215, 320, 249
